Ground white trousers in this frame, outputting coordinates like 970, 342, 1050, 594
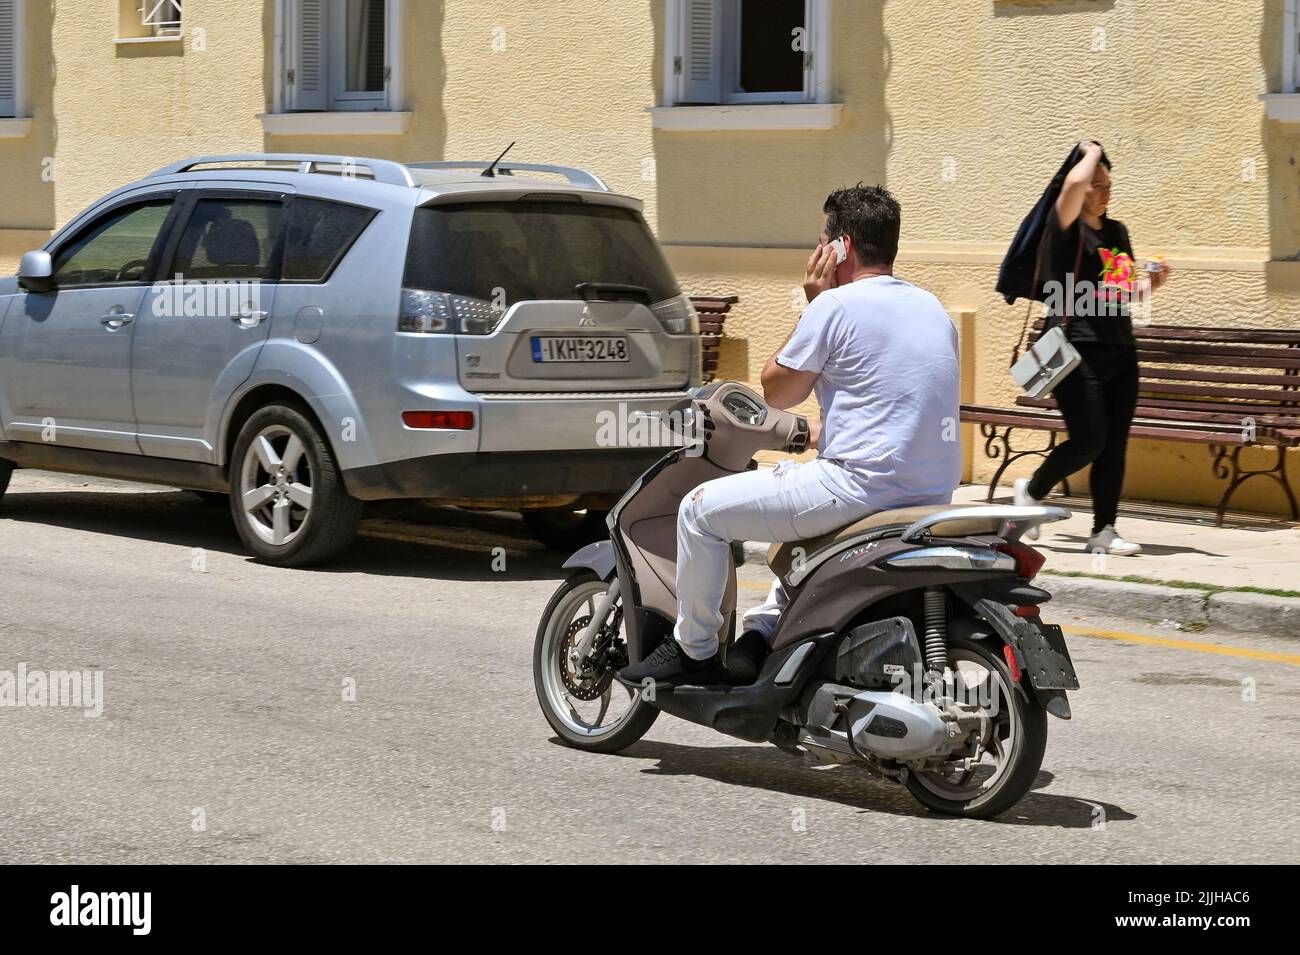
673, 458, 876, 659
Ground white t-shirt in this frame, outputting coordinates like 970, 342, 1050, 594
778, 275, 961, 511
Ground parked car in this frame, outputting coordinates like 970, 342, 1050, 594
0, 153, 702, 564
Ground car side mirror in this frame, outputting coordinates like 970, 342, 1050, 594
18, 250, 54, 293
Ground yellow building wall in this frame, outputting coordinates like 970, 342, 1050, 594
3, 0, 1298, 516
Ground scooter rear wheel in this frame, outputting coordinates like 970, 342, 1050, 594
534, 570, 659, 753
903, 637, 1048, 819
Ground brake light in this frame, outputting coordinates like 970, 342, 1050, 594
649, 295, 699, 335
402, 410, 475, 430
1013, 605, 1041, 618
995, 541, 1046, 580
397, 288, 504, 335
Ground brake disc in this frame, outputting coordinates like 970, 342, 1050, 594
559, 616, 615, 701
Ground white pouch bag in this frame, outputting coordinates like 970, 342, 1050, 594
1009, 222, 1084, 398
1010, 325, 1081, 398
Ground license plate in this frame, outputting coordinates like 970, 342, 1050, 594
1016, 622, 1080, 691
531, 336, 629, 363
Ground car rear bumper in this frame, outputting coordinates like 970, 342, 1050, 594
473, 389, 692, 453
342, 448, 670, 502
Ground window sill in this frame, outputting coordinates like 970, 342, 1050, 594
0, 118, 34, 138
1260, 93, 1300, 122
114, 35, 184, 45
257, 111, 413, 136
647, 103, 844, 132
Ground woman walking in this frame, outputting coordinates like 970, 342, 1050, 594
1013, 141, 1172, 555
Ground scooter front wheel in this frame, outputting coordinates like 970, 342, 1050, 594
534, 570, 659, 753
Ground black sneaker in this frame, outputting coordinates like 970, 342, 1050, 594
618, 638, 723, 686
725, 630, 770, 685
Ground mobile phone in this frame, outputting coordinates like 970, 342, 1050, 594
829, 236, 848, 265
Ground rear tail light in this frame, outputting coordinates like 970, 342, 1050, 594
398, 288, 504, 335
650, 295, 699, 335
995, 541, 1046, 580
401, 410, 475, 430
884, 546, 1017, 572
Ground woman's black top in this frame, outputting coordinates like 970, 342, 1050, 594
1039, 207, 1138, 347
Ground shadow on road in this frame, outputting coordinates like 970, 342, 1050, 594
0, 489, 572, 582
609, 739, 1136, 828
1043, 534, 1222, 559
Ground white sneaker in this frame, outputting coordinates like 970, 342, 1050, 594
1012, 478, 1041, 540
1087, 525, 1142, 557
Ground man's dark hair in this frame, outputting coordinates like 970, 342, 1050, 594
823, 183, 901, 269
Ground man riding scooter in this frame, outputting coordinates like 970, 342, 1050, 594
619, 184, 963, 687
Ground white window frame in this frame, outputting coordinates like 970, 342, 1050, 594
1260, 0, 1300, 121
0, 0, 24, 121
663, 0, 831, 107
328, 0, 386, 110
274, 0, 404, 114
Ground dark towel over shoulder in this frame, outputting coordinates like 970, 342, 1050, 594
996, 143, 1111, 305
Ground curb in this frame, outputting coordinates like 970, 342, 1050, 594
1037, 574, 1208, 627
1206, 590, 1300, 637
738, 543, 1299, 639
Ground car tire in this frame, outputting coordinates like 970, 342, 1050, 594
0, 458, 13, 503
522, 507, 609, 551
229, 403, 363, 567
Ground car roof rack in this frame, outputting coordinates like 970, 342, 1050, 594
149, 153, 418, 187
406, 161, 609, 192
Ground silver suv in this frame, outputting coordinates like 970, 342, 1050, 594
0, 153, 701, 565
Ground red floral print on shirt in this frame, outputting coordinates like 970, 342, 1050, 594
1098, 247, 1136, 301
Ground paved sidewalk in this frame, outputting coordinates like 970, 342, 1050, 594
950, 484, 1300, 594
742, 473, 1300, 638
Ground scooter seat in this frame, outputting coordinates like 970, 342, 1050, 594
766, 504, 1005, 584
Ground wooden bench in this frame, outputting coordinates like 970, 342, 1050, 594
961, 322, 1300, 524
688, 294, 739, 383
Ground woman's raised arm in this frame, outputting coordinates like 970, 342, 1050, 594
1055, 141, 1104, 230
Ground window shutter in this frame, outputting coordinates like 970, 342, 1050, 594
287, 0, 328, 111
0, 0, 17, 118
1295, 23, 1300, 92
679, 0, 721, 104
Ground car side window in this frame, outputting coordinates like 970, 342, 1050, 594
170, 198, 285, 281
52, 199, 174, 288
281, 198, 375, 282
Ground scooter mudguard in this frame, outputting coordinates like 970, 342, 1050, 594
563, 540, 616, 580
961, 597, 1077, 720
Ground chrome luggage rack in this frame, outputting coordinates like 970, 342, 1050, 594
900, 505, 1072, 544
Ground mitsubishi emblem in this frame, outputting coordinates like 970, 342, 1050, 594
579, 306, 596, 327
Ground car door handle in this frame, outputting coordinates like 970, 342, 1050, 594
233, 310, 268, 328
99, 312, 134, 329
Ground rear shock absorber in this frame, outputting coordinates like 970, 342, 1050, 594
922, 587, 948, 675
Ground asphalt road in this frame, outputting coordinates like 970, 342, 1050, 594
2, 470, 1297, 864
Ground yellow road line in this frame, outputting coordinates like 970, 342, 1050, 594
1060, 624, 1300, 666
737, 578, 1300, 666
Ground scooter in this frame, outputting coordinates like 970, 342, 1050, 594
532, 381, 1078, 818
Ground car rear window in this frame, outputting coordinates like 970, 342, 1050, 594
403, 200, 680, 303
282, 197, 376, 282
